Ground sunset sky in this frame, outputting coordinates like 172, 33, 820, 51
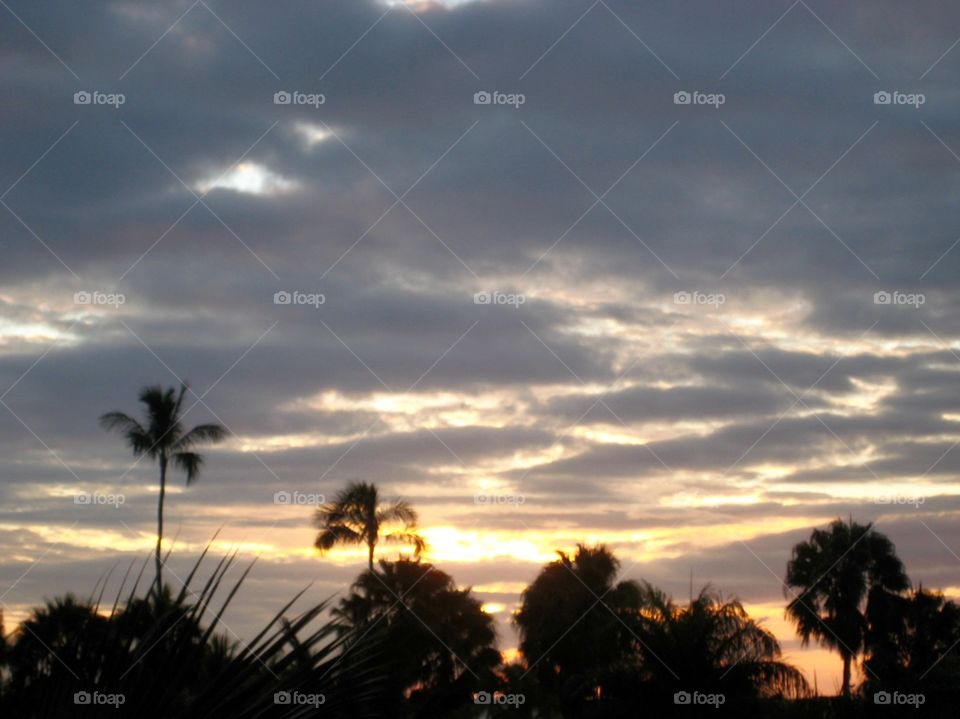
3, 0, 960, 694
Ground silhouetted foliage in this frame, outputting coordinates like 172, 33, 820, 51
515, 545, 807, 717
515, 544, 642, 716
865, 585, 960, 695
100, 383, 226, 595
0, 548, 388, 717
334, 558, 499, 717
785, 519, 908, 697
630, 583, 809, 713
314, 481, 425, 570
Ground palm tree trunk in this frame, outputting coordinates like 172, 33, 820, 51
368, 541, 374, 572
841, 651, 851, 698
156, 456, 167, 597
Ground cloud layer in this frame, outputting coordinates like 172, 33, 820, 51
3, 0, 960, 688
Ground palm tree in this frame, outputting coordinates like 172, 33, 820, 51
334, 558, 500, 715
865, 585, 960, 689
636, 584, 809, 701
515, 544, 643, 713
100, 384, 226, 596
784, 518, 908, 697
515, 546, 807, 715
313, 481, 425, 571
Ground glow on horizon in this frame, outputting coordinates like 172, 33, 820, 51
1, 509, 929, 697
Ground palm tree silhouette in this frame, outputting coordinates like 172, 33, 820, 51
515, 544, 643, 711
313, 481, 425, 571
865, 584, 960, 689
100, 384, 226, 596
636, 583, 808, 700
516, 545, 808, 714
784, 518, 908, 697
334, 558, 499, 714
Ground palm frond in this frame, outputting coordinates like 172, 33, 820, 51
0, 543, 390, 717
314, 525, 364, 552
175, 423, 227, 451
378, 500, 417, 526
99, 412, 153, 456
383, 531, 426, 557
172, 451, 203, 485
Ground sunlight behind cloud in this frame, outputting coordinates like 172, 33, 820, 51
0, 318, 76, 346
294, 122, 333, 148
196, 162, 296, 195
380, 0, 484, 9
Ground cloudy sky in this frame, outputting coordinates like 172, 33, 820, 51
3, 0, 960, 692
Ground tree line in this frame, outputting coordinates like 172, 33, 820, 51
0, 382, 956, 717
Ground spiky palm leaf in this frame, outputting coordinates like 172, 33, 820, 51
0, 543, 389, 718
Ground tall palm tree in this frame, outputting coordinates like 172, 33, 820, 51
100, 384, 226, 596
784, 518, 908, 697
313, 481, 425, 571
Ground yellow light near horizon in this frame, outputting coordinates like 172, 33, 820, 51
472, 581, 528, 593
421, 527, 556, 564
940, 585, 960, 600
500, 647, 521, 664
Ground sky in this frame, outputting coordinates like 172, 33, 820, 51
2, 0, 960, 695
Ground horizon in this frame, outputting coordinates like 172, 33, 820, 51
2, 0, 960, 704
